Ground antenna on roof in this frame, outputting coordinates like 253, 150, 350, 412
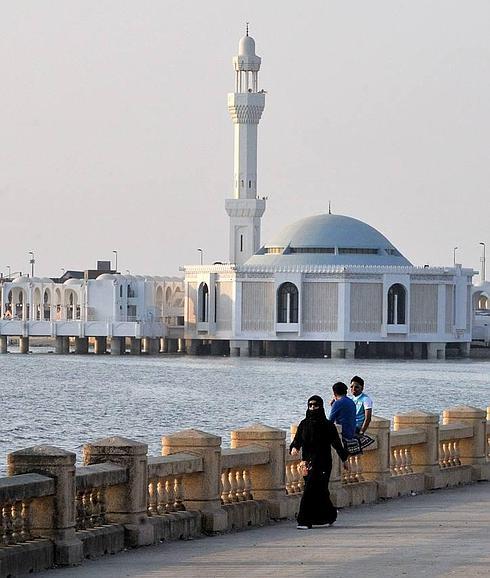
246, 22, 249, 36
328, 200, 332, 215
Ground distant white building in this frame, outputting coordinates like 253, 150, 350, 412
182, 32, 476, 359
1, 274, 183, 325
0, 272, 184, 353
472, 281, 490, 345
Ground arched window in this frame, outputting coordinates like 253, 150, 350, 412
198, 282, 209, 322
277, 282, 299, 323
387, 284, 406, 325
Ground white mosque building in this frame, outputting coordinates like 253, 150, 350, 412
182, 32, 476, 360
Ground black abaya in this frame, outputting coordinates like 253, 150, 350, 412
290, 396, 348, 528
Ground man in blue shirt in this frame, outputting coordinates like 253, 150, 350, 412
329, 382, 356, 440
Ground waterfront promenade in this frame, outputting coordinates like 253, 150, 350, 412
38, 481, 490, 578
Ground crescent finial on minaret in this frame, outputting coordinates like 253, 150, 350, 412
246, 22, 249, 36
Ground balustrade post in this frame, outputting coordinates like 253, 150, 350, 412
231, 424, 289, 518
443, 406, 489, 481
394, 411, 439, 488
161, 429, 227, 532
7, 445, 83, 566
83, 436, 153, 547
360, 416, 392, 496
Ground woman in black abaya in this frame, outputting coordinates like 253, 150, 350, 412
290, 395, 348, 529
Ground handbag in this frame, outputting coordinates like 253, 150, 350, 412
344, 433, 375, 456
299, 460, 311, 477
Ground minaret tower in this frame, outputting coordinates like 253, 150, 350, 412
225, 28, 266, 265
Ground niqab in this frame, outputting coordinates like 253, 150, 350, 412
302, 395, 329, 446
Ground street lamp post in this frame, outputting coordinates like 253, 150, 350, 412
28, 251, 35, 277
113, 250, 118, 273
453, 246, 458, 266
197, 248, 203, 265
480, 242, 486, 284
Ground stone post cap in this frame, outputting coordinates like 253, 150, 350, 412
84, 436, 148, 456
162, 429, 222, 448
443, 405, 486, 419
394, 410, 439, 425
368, 415, 391, 429
7, 445, 76, 467
231, 423, 286, 441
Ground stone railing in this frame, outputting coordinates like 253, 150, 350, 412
0, 405, 488, 578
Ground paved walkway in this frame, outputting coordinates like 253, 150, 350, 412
39, 482, 490, 578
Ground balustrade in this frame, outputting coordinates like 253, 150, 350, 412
75, 487, 106, 530
0, 408, 488, 577
438, 440, 462, 469
285, 455, 304, 494
75, 462, 127, 532
342, 455, 365, 484
147, 475, 185, 515
1, 499, 32, 545
147, 453, 203, 517
220, 467, 253, 503
390, 446, 414, 475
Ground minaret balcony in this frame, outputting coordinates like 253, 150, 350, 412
228, 93, 265, 124
225, 198, 266, 218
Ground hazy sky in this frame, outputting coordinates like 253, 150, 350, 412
1, 1, 489, 278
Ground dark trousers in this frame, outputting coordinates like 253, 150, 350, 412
297, 466, 337, 527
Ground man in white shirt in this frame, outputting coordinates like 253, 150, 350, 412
350, 376, 373, 434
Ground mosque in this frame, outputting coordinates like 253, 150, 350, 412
182, 32, 476, 359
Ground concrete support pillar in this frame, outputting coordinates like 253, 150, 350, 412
162, 430, 227, 532
19, 336, 29, 354
229, 339, 249, 357
55, 336, 69, 354
264, 341, 276, 357
186, 339, 200, 355
394, 411, 440, 486
148, 338, 160, 355
142, 337, 159, 354
167, 338, 178, 354
130, 337, 141, 355
275, 341, 287, 357
177, 338, 185, 353
412, 342, 423, 360
394, 342, 405, 358
74, 337, 88, 354
83, 437, 153, 547
230, 339, 249, 357
427, 342, 446, 360
210, 340, 226, 356
7, 445, 83, 566
331, 341, 355, 359
94, 336, 107, 355
231, 424, 289, 518
250, 340, 262, 357
443, 406, 488, 481
110, 336, 124, 355
0, 335, 7, 354
160, 337, 168, 353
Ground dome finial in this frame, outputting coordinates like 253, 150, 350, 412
246, 22, 249, 36
328, 200, 332, 215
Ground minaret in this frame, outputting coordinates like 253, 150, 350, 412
225, 28, 266, 265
